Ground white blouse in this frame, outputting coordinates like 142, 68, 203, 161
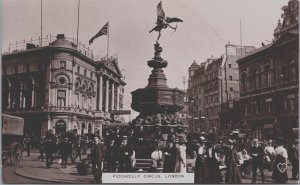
275, 146, 288, 159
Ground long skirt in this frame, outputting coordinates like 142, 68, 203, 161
272, 155, 288, 183
225, 160, 242, 184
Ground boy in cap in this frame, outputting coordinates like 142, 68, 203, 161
91, 136, 105, 183
118, 136, 135, 172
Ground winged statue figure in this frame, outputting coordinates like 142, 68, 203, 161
149, 1, 183, 43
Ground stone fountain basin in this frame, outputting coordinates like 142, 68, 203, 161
131, 87, 185, 114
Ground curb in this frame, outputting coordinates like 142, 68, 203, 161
14, 167, 83, 184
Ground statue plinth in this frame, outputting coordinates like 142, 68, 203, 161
131, 43, 187, 158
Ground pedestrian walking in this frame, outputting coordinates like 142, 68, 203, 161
91, 136, 105, 183
59, 137, 72, 168
44, 129, 57, 168
194, 136, 209, 183
264, 139, 275, 171
272, 137, 288, 183
290, 139, 299, 180
105, 138, 118, 172
23, 133, 31, 157
38, 136, 45, 162
118, 136, 135, 172
206, 140, 222, 183
163, 139, 177, 172
178, 138, 187, 173
249, 138, 265, 184
225, 139, 242, 184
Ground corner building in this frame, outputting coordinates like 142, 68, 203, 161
2, 34, 125, 136
236, 0, 299, 141
187, 44, 255, 133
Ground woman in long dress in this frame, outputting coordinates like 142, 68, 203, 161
194, 137, 209, 183
178, 139, 187, 173
272, 138, 288, 183
225, 140, 242, 184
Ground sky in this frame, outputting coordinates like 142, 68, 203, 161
2, 0, 289, 118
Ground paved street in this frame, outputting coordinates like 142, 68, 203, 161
2, 151, 299, 184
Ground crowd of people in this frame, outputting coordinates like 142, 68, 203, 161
22, 127, 299, 184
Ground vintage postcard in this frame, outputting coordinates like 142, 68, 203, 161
2, 0, 299, 184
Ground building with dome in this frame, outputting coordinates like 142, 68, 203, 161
2, 34, 126, 136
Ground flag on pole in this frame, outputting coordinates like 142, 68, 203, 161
89, 22, 108, 45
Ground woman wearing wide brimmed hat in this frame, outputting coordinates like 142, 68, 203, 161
272, 137, 288, 183
194, 136, 209, 183
225, 139, 242, 184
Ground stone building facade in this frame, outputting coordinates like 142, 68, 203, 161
2, 34, 125, 136
236, 0, 299, 141
187, 44, 255, 133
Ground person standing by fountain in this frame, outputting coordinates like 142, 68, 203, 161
118, 136, 135, 172
178, 138, 187, 173
163, 139, 177, 172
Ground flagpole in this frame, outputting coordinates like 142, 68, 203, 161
41, 0, 43, 46
107, 20, 109, 59
76, 0, 80, 46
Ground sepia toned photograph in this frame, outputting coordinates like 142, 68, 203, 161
1, 0, 299, 184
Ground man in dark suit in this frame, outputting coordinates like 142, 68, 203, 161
118, 136, 134, 172
249, 139, 265, 184
44, 129, 57, 168
105, 138, 118, 172
91, 136, 105, 183
163, 139, 177, 172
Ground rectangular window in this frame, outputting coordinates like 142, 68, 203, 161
57, 90, 66, 107
230, 87, 233, 92
77, 66, 80, 73
60, 61, 66, 69
229, 64, 232, 68
82, 95, 85, 108
75, 93, 79, 107
229, 76, 233, 80
89, 97, 92, 110
84, 69, 87, 77
90, 72, 93, 79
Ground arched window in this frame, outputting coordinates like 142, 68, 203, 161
81, 122, 86, 135
88, 123, 92, 134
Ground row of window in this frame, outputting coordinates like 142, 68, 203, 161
241, 96, 298, 116
60, 60, 94, 79
190, 70, 219, 87
205, 93, 219, 104
205, 106, 220, 117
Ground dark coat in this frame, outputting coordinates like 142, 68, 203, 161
163, 146, 177, 172
118, 144, 134, 164
194, 146, 209, 184
206, 147, 222, 183
225, 147, 242, 184
91, 142, 105, 163
250, 146, 265, 165
105, 143, 118, 161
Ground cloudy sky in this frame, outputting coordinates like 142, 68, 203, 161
2, 0, 288, 118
